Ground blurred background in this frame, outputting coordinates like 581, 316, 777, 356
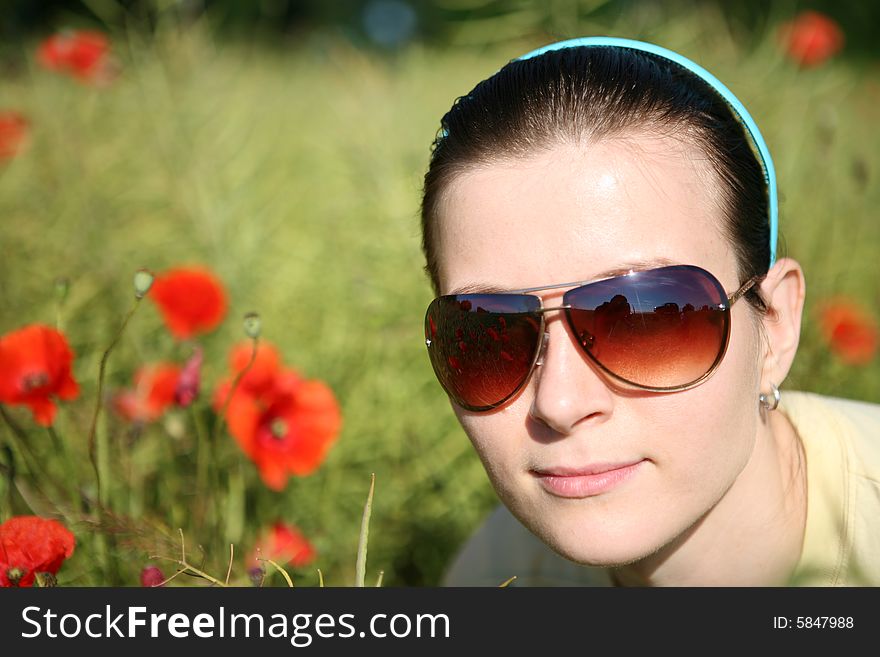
0, 0, 878, 586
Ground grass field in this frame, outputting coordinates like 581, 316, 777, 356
1, 6, 878, 586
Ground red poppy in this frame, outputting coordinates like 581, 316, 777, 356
113, 363, 182, 423
37, 30, 116, 84
220, 371, 341, 490
213, 342, 341, 491
149, 267, 228, 340
0, 516, 75, 587
224, 340, 286, 398
0, 111, 29, 160
780, 11, 844, 68
250, 522, 316, 569
0, 324, 79, 426
818, 299, 878, 365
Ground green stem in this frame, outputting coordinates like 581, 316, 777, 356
355, 473, 375, 587
97, 416, 111, 509
211, 337, 258, 444
1, 445, 14, 520
0, 406, 68, 505
148, 529, 228, 587
260, 558, 294, 588
224, 461, 245, 545
191, 404, 211, 530
87, 297, 143, 506
148, 556, 229, 587
0, 406, 41, 470
46, 424, 81, 513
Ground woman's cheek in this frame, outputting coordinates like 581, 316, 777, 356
458, 413, 524, 491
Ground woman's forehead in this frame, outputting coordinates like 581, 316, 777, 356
434, 137, 733, 294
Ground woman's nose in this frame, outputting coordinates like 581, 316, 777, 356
528, 315, 614, 435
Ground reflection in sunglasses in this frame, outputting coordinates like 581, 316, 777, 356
425, 265, 751, 410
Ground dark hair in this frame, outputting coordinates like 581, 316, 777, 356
420, 46, 771, 315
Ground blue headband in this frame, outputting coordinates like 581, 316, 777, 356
515, 37, 778, 269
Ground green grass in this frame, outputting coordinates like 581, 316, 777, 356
0, 7, 878, 586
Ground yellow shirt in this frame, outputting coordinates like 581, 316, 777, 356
442, 390, 880, 586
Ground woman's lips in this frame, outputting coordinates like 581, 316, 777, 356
531, 460, 646, 498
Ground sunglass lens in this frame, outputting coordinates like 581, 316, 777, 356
425, 294, 542, 410
564, 266, 729, 389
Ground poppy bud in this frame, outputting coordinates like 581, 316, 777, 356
248, 565, 265, 586
134, 268, 155, 299
54, 276, 70, 303
243, 312, 261, 339
174, 346, 203, 407
140, 566, 165, 587
34, 572, 58, 587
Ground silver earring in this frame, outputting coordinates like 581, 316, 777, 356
759, 383, 780, 411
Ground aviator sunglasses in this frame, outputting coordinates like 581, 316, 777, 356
423, 37, 779, 412
424, 265, 762, 412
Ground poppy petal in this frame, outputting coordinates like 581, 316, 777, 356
0, 324, 79, 426
149, 267, 228, 340
0, 516, 75, 587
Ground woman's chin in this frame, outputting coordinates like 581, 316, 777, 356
494, 476, 682, 567
514, 508, 666, 568
545, 534, 656, 568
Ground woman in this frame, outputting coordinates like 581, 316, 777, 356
420, 38, 880, 586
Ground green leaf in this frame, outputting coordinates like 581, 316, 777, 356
355, 473, 375, 587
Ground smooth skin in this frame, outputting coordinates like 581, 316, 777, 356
433, 134, 808, 586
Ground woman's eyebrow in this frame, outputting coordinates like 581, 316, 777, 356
448, 282, 508, 295
592, 256, 679, 280
448, 257, 679, 296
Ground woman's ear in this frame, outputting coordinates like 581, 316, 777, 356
756, 257, 806, 389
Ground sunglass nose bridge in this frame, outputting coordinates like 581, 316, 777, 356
537, 304, 571, 313
534, 330, 551, 367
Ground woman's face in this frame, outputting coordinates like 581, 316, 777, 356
433, 135, 765, 566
